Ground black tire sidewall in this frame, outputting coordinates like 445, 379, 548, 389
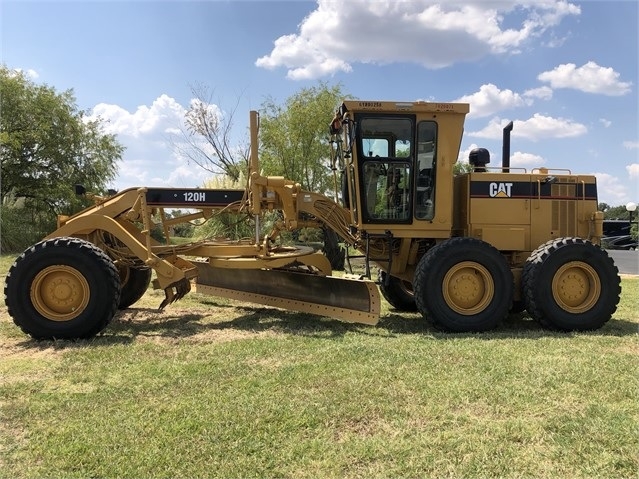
378, 271, 417, 312
415, 238, 513, 332
118, 267, 152, 309
6, 238, 120, 339
530, 240, 620, 330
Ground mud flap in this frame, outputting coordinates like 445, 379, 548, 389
193, 263, 380, 325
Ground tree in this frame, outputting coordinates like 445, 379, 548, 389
599, 204, 631, 220
0, 66, 123, 251
174, 84, 249, 182
258, 84, 348, 269
454, 161, 473, 175
259, 83, 347, 194
599, 202, 637, 249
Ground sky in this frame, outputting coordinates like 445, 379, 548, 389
1, 0, 638, 206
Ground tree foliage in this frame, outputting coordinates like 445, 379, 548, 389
454, 161, 473, 175
1, 66, 122, 212
599, 202, 637, 245
598, 203, 635, 220
174, 84, 249, 182
0, 66, 123, 251
258, 83, 347, 194
257, 84, 348, 269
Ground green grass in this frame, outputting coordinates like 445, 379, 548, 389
1, 253, 637, 478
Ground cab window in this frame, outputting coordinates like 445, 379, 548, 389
415, 121, 437, 220
358, 116, 414, 223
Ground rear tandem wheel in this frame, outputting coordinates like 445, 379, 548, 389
523, 237, 620, 331
4, 237, 121, 340
413, 237, 513, 332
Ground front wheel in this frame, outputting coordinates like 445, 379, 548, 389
413, 237, 513, 332
4, 237, 121, 339
523, 237, 620, 331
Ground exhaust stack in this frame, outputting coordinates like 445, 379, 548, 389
502, 121, 513, 172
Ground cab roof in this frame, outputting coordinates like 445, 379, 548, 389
342, 100, 470, 114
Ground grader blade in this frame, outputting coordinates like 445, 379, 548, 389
193, 263, 380, 325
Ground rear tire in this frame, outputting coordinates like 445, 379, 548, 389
4, 237, 121, 339
378, 271, 417, 311
414, 237, 513, 332
117, 264, 152, 309
523, 237, 620, 331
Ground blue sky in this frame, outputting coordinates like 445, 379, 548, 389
2, 0, 638, 206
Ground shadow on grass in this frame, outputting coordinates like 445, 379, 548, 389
109, 304, 639, 342
9, 305, 638, 351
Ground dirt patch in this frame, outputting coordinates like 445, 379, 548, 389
0, 341, 67, 361
0, 299, 289, 359
0, 314, 68, 361
110, 301, 288, 345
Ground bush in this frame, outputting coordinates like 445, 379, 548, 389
0, 203, 56, 253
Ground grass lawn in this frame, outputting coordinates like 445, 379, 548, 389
1, 253, 637, 478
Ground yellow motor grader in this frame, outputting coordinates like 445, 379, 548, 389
4, 100, 621, 339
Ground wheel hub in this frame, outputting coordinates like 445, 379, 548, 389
443, 261, 494, 315
31, 265, 90, 321
552, 261, 600, 313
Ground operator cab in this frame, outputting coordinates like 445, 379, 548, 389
331, 100, 468, 230
350, 112, 438, 223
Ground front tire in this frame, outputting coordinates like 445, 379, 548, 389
4, 237, 121, 339
414, 237, 513, 332
523, 237, 620, 331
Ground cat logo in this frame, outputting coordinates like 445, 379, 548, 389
489, 182, 513, 198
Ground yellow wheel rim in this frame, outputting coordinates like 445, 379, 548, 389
443, 261, 494, 315
31, 265, 90, 321
552, 261, 600, 313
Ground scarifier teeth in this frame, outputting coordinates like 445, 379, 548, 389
159, 278, 192, 311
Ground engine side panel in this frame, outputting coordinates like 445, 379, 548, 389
454, 172, 599, 253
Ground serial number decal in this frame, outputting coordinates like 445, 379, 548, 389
183, 191, 206, 202
434, 103, 455, 111
358, 101, 383, 108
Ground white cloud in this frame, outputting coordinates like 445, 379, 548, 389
468, 114, 587, 141
599, 118, 611, 128
627, 164, 639, 179
457, 143, 481, 164
256, 0, 580, 79
455, 84, 530, 118
593, 172, 630, 205
623, 141, 639, 150
89, 94, 186, 138
114, 158, 151, 187
538, 61, 632, 96
10, 68, 39, 79
457, 143, 544, 170
511, 151, 545, 168
523, 86, 553, 100
88, 95, 217, 190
